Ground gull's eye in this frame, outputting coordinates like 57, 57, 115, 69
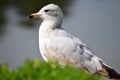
44, 9, 50, 12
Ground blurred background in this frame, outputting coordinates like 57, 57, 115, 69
0, 0, 120, 72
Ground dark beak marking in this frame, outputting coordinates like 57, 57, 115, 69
27, 15, 33, 19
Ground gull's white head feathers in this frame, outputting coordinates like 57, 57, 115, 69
28, 4, 63, 28
38, 4, 63, 21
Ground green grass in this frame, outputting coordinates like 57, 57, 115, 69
0, 59, 102, 80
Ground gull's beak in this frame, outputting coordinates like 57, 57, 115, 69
27, 13, 40, 19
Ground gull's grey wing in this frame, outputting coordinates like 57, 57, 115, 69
45, 30, 108, 75
72, 37, 107, 74
44, 30, 120, 79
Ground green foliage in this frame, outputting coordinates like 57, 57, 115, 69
0, 59, 102, 80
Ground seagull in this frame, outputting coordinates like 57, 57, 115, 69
28, 4, 120, 79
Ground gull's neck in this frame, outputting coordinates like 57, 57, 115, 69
39, 19, 62, 33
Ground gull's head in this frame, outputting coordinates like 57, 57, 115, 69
28, 4, 63, 22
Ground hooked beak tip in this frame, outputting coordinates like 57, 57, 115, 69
27, 15, 33, 19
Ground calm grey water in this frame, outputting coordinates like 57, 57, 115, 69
0, 0, 120, 72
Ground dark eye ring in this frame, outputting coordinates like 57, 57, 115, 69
44, 9, 50, 12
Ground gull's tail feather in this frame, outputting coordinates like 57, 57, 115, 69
104, 65, 120, 79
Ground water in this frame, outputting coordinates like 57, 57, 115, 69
0, 0, 120, 73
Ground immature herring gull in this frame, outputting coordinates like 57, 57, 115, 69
28, 4, 120, 79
